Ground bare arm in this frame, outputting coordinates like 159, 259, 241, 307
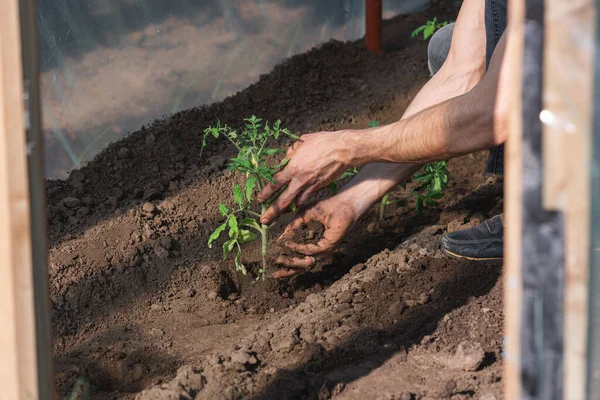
336, 0, 489, 216
260, 0, 496, 223
268, 0, 511, 275
353, 32, 507, 166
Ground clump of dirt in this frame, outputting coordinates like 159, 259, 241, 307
291, 220, 326, 245
48, 1, 505, 399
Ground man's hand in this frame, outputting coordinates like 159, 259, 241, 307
272, 197, 358, 278
257, 130, 361, 224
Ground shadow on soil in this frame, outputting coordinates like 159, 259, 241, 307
55, 324, 181, 395
252, 261, 502, 400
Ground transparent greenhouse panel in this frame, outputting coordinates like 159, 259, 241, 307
39, 0, 429, 178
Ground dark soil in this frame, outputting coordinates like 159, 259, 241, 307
291, 220, 326, 245
48, 1, 504, 399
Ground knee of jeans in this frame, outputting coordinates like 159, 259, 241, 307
427, 23, 455, 76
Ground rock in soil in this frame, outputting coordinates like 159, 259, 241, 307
448, 341, 486, 371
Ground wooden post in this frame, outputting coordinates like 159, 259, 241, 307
504, 0, 525, 396
542, 0, 595, 398
0, 0, 46, 398
507, 0, 595, 396
365, 0, 382, 54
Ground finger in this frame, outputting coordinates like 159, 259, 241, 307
277, 215, 307, 243
286, 238, 335, 256
273, 256, 314, 278
296, 184, 320, 207
256, 171, 289, 204
275, 255, 316, 267
286, 141, 302, 157
260, 182, 304, 224
273, 267, 305, 279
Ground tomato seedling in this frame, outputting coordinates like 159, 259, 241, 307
379, 161, 449, 219
411, 17, 449, 40
204, 116, 298, 277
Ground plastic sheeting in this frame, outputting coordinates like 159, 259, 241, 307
39, 0, 428, 178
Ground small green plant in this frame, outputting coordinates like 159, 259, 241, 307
411, 17, 449, 40
379, 160, 450, 219
204, 116, 298, 277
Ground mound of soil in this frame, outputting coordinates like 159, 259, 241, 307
48, 1, 504, 399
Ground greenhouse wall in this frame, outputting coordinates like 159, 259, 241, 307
39, 0, 428, 178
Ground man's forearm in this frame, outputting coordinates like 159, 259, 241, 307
337, 163, 422, 215
352, 32, 508, 166
362, 89, 494, 164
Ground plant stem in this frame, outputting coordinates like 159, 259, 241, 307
380, 194, 389, 220
256, 176, 268, 280
260, 204, 268, 280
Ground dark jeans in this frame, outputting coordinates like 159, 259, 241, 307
427, 0, 507, 175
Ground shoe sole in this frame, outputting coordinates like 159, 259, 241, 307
442, 248, 503, 264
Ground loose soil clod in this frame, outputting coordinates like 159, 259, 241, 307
291, 220, 326, 245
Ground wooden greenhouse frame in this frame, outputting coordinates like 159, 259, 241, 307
0, 0, 52, 398
504, 0, 595, 398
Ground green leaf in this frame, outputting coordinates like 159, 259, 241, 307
400, 182, 407, 190
239, 229, 258, 243
241, 218, 261, 230
284, 130, 300, 140
219, 203, 229, 217
235, 250, 247, 274
382, 193, 390, 206
431, 176, 442, 194
412, 174, 429, 183
339, 167, 359, 179
368, 120, 380, 127
223, 239, 236, 259
208, 222, 227, 248
228, 214, 239, 236
263, 148, 286, 156
328, 181, 338, 195
290, 201, 297, 212
233, 184, 244, 207
411, 25, 425, 38
424, 25, 435, 40
277, 158, 291, 168
245, 177, 256, 201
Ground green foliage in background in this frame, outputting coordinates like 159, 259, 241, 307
411, 17, 449, 40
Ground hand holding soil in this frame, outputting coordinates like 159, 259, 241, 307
273, 197, 358, 278
257, 129, 362, 224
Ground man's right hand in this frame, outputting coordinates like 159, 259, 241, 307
273, 197, 359, 278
